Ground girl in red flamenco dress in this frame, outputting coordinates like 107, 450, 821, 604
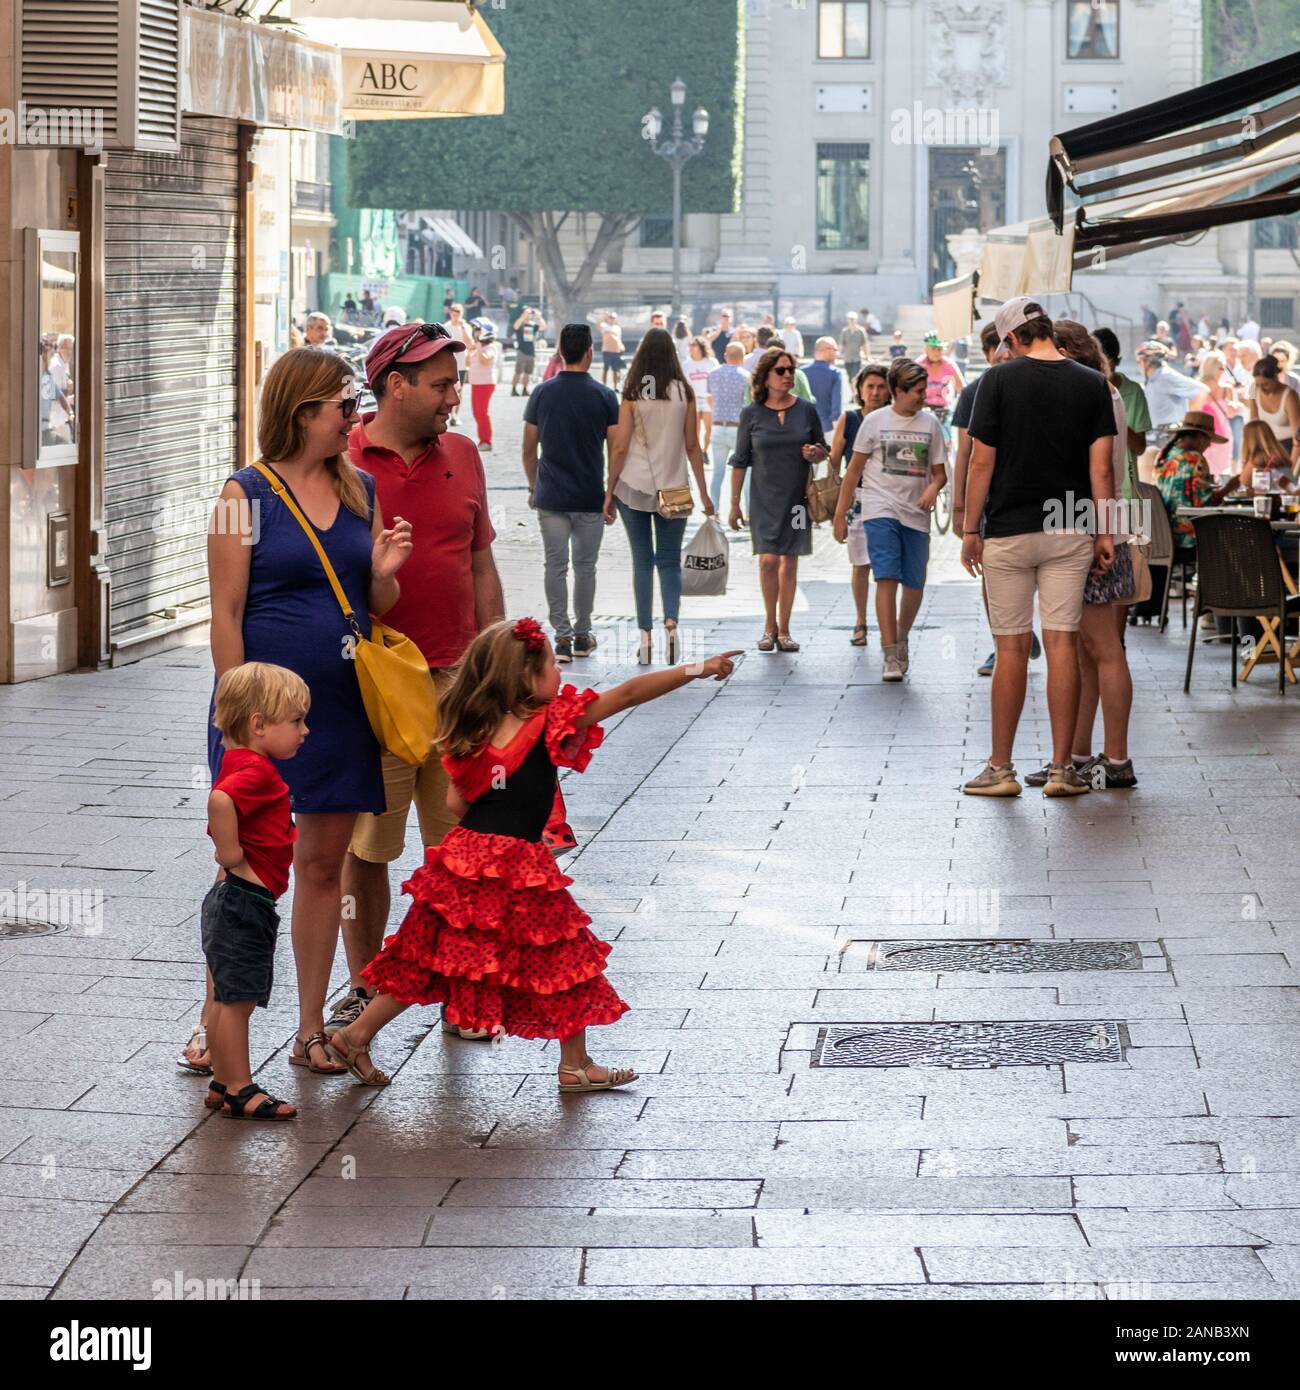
327, 616, 741, 1093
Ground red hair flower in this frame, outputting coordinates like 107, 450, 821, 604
512, 616, 546, 652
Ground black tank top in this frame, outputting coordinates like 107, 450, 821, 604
843, 408, 864, 457
458, 733, 557, 843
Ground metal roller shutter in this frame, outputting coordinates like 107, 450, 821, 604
104, 117, 241, 640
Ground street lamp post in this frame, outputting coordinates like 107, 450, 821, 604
642, 79, 709, 324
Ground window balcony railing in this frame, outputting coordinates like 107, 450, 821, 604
292, 180, 332, 214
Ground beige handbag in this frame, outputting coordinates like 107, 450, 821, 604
631, 399, 694, 520
805, 456, 842, 525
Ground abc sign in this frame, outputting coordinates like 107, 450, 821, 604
360, 62, 420, 93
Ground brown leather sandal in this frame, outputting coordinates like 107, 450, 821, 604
325, 1026, 392, 1087
289, 1031, 346, 1075
558, 1061, 637, 1093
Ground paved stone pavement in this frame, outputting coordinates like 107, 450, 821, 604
2, 389, 1300, 1300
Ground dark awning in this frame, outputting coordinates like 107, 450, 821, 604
1047, 51, 1300, 229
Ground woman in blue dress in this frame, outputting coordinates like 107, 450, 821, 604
201, 347, 412, 1077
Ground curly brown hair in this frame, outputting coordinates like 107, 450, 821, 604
751, 346, 798, 405
436, 620, 551, 760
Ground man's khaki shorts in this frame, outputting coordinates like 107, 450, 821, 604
982, 531, 1095, 635
349, 669, 458, 864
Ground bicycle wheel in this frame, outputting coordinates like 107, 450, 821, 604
933, 484, 952, 535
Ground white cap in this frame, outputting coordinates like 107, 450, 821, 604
382, 306, 408, 327
993, 295, 1047, 342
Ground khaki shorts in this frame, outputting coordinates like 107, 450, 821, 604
982, 531, 1095, 635
349, 669, 458, 864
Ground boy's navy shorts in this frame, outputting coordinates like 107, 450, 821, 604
200, 878, 278, 1008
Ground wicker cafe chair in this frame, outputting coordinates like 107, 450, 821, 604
1129, 480, 1183, 629
1184, 513, 1299, 695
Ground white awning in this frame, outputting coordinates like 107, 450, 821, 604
183, 7, 345, 133
426, 215, 483, 258
286, 1, 505, 120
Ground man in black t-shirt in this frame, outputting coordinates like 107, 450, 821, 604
522, 323, 619, 661
961, 297, 1116, 799
951, 319, 1041, 677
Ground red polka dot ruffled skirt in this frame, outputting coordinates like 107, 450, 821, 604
361, 825, 630, 1040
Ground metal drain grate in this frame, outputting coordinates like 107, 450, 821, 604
813, 1020, 1129, 1069
859, 939, 1145, 974
0, 917, 69, 939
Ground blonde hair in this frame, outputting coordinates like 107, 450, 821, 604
214, 662, 310, 749
437, 620, 550, 760
1242, 419, 1286, 467
1197, 349, 1226, 384
257, 347, 369, 519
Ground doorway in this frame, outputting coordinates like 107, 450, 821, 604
928, 146, 1006, 290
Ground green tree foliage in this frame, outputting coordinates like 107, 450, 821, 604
1203, 0, 1300, 81
349, 0, 742, 213
347, 0, 744, 317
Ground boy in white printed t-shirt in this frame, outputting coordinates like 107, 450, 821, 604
838, 357, 947, 681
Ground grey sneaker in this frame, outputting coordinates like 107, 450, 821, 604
1024, 764, 1052, 788
1084, 755, 1138, 789
963, 761, 1021, 796
897, 635, 910, 674
323, 987, 371, 1036
573, 632, 597, 658
882, 644, 904, 682
1043, 762, 1091, 797
976, 651, 995, 676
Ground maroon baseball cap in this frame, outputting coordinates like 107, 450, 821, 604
365, 321, 464, 387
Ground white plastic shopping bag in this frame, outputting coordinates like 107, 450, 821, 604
681, 516, 730, 596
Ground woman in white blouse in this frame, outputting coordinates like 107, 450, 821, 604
604, 329, 715, 665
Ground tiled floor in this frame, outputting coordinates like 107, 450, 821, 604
2, 395, 1299, 1300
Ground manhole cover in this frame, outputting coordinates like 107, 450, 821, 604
859, 939, 1144, 974
0, 917, 69, 939
813, 1020, 1128, 1069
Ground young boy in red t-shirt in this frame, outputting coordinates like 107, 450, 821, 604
204, 662, 308, 1120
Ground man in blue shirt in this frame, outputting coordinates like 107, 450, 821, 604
522, 323, 619, 661
803, 336, 844, 434
706, 342, 751, 520
1137, 340, 1201, 427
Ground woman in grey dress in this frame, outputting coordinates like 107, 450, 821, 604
729, 346, 829, 651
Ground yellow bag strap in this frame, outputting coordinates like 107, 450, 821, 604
251, 461, 363, 639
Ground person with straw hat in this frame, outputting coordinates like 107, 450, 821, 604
1153, 409, 1239, 552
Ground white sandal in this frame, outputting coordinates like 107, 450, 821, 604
176, 1023, 211, 1075
442, 1020, 493, 1041
558, 1062, 637, 1093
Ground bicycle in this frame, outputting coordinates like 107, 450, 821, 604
928, 403, 954, 535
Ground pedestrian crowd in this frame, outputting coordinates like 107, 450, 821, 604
190, 291, 1297, 1122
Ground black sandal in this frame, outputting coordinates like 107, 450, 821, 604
850, 624, 868, 646
221, 1083, 296, 1121
204, 1081, 227, 1111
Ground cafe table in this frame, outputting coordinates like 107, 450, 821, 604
1175, 505, 1300, 683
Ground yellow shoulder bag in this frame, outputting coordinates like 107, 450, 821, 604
252, 462, 438, 767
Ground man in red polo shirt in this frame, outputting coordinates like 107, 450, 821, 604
328, 322, 505, 1038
